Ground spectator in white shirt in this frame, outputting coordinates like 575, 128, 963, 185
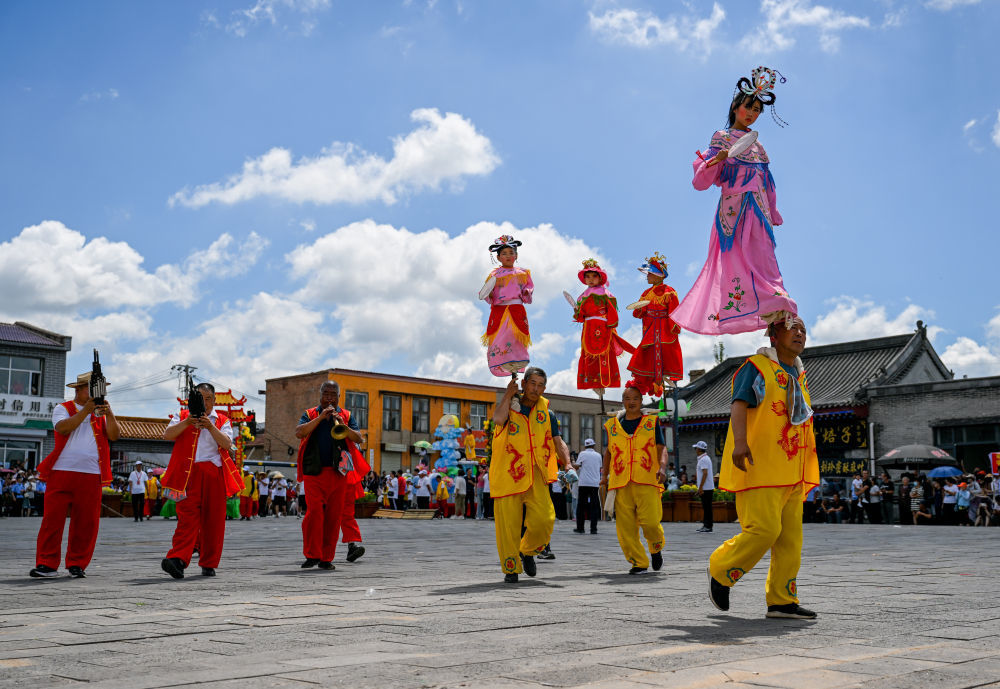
128, 462, 149, 523
573, 439, 602, 534
694, 442, 716, 533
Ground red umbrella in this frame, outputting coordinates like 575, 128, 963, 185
148, 467, 166, 476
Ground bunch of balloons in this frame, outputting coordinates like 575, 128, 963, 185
431, 414, 464, 471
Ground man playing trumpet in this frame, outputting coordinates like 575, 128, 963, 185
295, 380, 365, 570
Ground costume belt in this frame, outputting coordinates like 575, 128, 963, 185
584, 316, 607, 321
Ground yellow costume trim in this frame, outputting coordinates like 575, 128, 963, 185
480, 308, 533, 347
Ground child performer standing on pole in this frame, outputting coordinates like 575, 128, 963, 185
626, 253, 683, 397
480, 235, 533, 378
672, 66, 798, 335
601, 382, 668, 575
572, 259, 633, 395
708, 317, 819, 619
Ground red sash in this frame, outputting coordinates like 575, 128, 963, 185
37, 401, 112, 486
296, 407, 370, 482
162, 411, 243, 497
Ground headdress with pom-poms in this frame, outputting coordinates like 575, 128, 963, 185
733, 65, 788, 128
577, 258, 608, 286
488, 234, 522, 254
638, 251, 669, 278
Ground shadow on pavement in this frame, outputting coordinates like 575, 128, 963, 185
653, 615, 816, 644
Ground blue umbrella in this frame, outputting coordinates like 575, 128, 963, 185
927, 465, 962, 478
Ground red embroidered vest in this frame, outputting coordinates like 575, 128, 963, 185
37, 401, 112, 486
162, 410, 243, 496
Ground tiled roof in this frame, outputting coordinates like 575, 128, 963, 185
0, 322, 67, 348
116, 416, 170, 441
681, 330, 941, 420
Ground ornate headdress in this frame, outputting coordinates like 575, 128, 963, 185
488, 234, 521, 253
638, 252, 668, 278
578, 258, 608, 286
734, 66, 788, 128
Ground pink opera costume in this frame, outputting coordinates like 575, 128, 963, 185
480, 235, 534, 377
672, 66, 798, 336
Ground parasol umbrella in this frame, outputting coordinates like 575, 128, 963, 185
927, 465, 962, 478
413, 440, 433, 450
148, 467, 166, 476
875, 444, 958, 469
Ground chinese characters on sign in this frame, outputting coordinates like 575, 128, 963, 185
714, 418, 868, 456
0, 394, 63, 426
819, 458, 868, 476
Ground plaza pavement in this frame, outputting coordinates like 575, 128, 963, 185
2, 515, 1000, 689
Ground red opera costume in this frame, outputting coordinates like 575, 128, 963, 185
297, 406, 369, 563
34, 400, 112, 573
161, 410, 241, 570
573, 259, 634, 391
627, 288, 684, 395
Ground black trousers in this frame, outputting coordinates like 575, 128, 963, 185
577, 486, 600, 533
550, 490, 567, 520
483, 493, 493, 519
417, 496, 430, 510
701, 490, 713, 529
131, 494, 145, 521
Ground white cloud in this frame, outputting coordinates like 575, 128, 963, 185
170, 109, 500, 208
992, 111, 1000, 148
964, 118, 978, 132
185, 231, 270, 278
219, 0, 331, 37
808, 296, 941, 345
589, 4, 726, 52
940, 337, 1000, 378
741, 0, 871, 53
79, 88, 119, 103
926, 0, 981, 10
286, 218, 608, 382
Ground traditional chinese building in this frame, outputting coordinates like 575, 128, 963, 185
676, 322, 1000, 482
0, 322, 71, 469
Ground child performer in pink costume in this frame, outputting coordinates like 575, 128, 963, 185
672, 66, 798, 336
480, 235, 534, 377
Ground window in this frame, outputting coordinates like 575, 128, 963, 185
580, 415, 595, 449
345, 391, 368, 429
412, 397, 430, 433
0, 356, 42, 396
553, 412, 571, 441
1, 439, 40, 470
443, 400, 460, 418
382, 395, 401, 431
470, 402, 488, 430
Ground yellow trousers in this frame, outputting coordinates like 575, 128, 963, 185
494, 466, 555, 574
709, 484, 803, 606
614, 482, 665, 569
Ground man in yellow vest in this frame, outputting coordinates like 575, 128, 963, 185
601, 382, 667, 574
708, 317, 820, 619
490, 367, 571, 584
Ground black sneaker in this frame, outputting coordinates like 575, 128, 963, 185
161, 557, 185, 579
318, 561, 335, 570
67, 566, 86, 578
629, 567, 647, 575
590, 530, 598, 534
201, 567, 216, 577
572, 528, 585, 534
521, 554, 537, 577
708, 568, 730, 611
504, 573, 518, 584
651, 552, 663, 571
301, 558, 320, 568
29, 564, 58, 578
346, 543, 365, 563
766, 604, 817, 620
537, 547, 555, 560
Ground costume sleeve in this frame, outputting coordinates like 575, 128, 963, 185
220, 419, 234, 440
299, 411, 310, 424
347, 413, 360, 431
692, 155, 723, 191
606, 299, 619, 329
731, 361, 763, 408
766, 171, 783, 226
520, 270, 534, 305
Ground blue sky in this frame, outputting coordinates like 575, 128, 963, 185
1, 0, 998, 419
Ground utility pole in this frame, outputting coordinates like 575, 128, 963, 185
170, 364, 197, 394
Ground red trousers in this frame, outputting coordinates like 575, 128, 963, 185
35, 470, 102, 570
166, 462, 227, 569
239, 495, 253, 518
341, 485, 362, 544
302, 468, 346, 561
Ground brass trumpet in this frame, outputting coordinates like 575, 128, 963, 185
331, 422, 349, 440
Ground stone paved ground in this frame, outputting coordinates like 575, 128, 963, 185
2, 515, 1000, 689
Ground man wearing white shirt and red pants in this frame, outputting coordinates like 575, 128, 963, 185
160, 383, 241, 578
31, 372, 120, 578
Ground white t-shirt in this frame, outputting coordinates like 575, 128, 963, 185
943, 484, 959, 504
695, 453, 715, 491
550, 480, 563, 494
575, 449, 602, 487
166, 411, 233, 467
851, 478, 863, 500
51, 403, 101, 474
272, 479, 287, 498
868, 484, 881, 504
259, 477, 270, 497
128, 470, 149, 494
416, 476, 431, 497
454, 475, 466, 493
483, 473, 490, 493
388, 478, 398, 498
